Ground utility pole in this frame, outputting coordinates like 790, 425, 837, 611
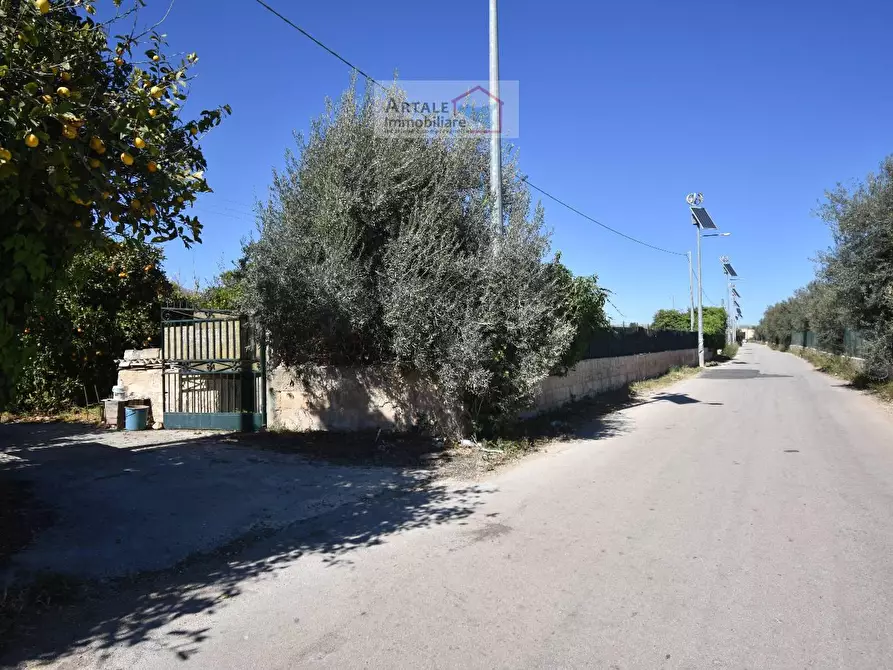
688, 251, 694, 332
489, 0, 504, 234
727, 278, 733, 344
697, 223, 704, 366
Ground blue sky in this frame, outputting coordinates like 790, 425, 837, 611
146, 0, 893, 324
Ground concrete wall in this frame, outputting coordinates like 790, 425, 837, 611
117, 349, 164, 424
117, 347, 698, 432
532, 349, 698, 413
266, 365, 457, 433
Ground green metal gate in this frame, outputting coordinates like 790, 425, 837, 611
161, 306, 266, 431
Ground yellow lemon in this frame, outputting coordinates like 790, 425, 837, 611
134, 137, 146, 149
147, 160, 157, 172
190, 126, 198, 136
25, 134, 39, 148
111, 213, 119, 222
149, 85, 164, 99
56, 86, 70, 97
120, 152, 134, 166
41, 94, 52, 104
131, 198, 141, 209
118, 272, 127, 278
0, 148, 11, 161
73, 220, 82, 228
89, 158, 100, 168
147, 205, 157, 217
148, 108, 157, 118
60, 71, 71, 82
114, 57, 124, 67
89, 136, 104, 152
63, 125, 77, 139
101, 191, 111, 199
152, 55, 160, 62
35, 0, 49, 15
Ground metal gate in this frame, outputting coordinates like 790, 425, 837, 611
161, 306, 266, 431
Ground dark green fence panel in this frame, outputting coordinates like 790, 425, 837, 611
582, 327, 697, 360
791, 328, 866, 359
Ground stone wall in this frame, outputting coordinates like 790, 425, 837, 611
116, 348, 164, 424
116, 347, 698, 432
532, 349, 698, 413
266, 365, 457, 433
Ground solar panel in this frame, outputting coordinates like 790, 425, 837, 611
690, 207, 718, 229
722, 262, 738, 277
732, 288, 741, 298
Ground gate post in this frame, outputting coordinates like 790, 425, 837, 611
239, 317, 256, 432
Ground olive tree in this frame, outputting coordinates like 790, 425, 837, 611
244, 80, 574, 434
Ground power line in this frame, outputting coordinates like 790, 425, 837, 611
253, 0, 384, 90
522, 177, 686, 257
252, 1, 689, 260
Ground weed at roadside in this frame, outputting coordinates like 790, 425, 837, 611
0, 405, 102, 425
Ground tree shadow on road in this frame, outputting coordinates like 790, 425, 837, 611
0, 423, 488, 666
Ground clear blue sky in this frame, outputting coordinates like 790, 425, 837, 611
147, 0, 893, 325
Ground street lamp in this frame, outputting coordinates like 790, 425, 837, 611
720, 256, 740, 344
687, 193, 724, 368
686, 232, 730, 333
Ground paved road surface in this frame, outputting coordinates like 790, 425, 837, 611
13, 344, 893, 668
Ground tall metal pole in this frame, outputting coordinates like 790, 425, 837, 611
688, 251, 694, 331
727, 277, 732, 344
697, 226, 704, 367
489, 0, 504, 234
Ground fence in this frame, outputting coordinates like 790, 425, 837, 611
790, 329, 866, 358
582, 327, 697, 360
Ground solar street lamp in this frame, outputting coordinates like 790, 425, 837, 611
721, 257, 740, 344
688, 193, 722, 368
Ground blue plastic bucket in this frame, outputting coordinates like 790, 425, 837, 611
124, 405, 149, 431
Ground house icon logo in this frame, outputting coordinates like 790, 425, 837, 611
451, 85, 503, 135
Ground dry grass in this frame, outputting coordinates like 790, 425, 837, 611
0, 405, 102, 425
792, 348, 893, 405
795, 348, 862, 382
629, 365, 701, 396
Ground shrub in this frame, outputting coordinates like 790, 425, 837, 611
721, 343, 739, 359
13, 238, 172, 412
244, 80, 574, 435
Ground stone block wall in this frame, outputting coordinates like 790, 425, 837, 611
266, 365, 457, 433
532, 349, 697, 413
116, 347, 698, 432
117, 348, 164, 424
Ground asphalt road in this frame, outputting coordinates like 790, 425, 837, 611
16, 344, 893, 668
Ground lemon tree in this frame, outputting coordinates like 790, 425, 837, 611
14, 237, 173, 412
0, 0, 230, 405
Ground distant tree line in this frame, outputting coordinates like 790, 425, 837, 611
650, 306, 730, 351
756, 156, 893, 372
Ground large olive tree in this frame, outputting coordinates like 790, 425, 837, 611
245, 80, 575, 434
